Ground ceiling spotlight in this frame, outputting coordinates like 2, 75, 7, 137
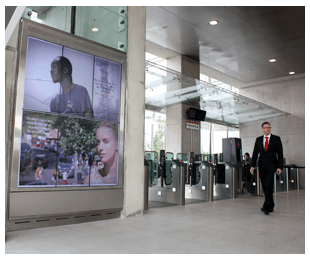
92, 27, 99, 32
289, 71, 295, 75
209, 20, 219, 25
269, 59, 276, 62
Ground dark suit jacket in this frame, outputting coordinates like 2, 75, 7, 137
251, 134, 283, 173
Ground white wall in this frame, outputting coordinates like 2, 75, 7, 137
238, 75, 305, 188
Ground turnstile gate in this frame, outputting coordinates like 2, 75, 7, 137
274, 165, 301, 193
288, 166, 299, 190
144, 150, 186, 208
213, 162, 238, 200
148, 159, 185, 206
177, 153, 214, 203
185, 160, 214, 202
275, 168, 287, 192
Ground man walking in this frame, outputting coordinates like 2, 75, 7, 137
250, 122, 283, 215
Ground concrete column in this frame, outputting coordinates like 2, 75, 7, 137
122, 7, 146, 217
166, 56, 201, 157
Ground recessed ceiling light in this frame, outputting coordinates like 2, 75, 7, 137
92, 27, 99, 32
269, 59, 276, 62
289, 71, 295, 75
209, 20, 219, 25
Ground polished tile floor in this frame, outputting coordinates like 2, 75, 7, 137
5, 189, 305, 254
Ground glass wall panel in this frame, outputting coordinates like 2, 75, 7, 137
23, 6, 128, 53
228, 127, 240, 138
200, 73, 209, 83
145, 53, 168, 98
200, 73, 239, 94
75, 6, 127, 52
23, 7, 72, 33
201, 122, 240, 157
145, 110, 166, 154
201, 121, 211, 155
211, 124, 227, 154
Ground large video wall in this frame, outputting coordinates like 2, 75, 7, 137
19, 36, 122, 187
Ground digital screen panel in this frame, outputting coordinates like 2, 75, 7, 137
188, 108, 197, 119
197, 110, 206, 121
93, 56, 121, 122
18, 36, 121, 187
19, 110, 59, 187
84, 120, 119, 185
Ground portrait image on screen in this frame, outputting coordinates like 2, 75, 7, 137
23, 37, 63, 113
84, 121, 119, 185
18, 36, 122, 188
23, 37, 94, 118
50, 47, 94, 118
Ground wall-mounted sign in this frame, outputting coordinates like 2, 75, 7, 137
186, 121, 200, 131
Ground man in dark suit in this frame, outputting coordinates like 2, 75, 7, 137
250, 122, 283, 215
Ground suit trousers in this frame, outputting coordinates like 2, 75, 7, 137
259, 169, 275, 212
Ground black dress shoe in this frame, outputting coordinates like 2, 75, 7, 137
261, 207, 269, 215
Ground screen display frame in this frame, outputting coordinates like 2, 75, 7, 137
196, 110, 206, 121
188, 108, 197, 119
10, 19, 127, 192
187, 107, 206, 121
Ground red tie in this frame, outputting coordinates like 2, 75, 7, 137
265, 137, 269, 151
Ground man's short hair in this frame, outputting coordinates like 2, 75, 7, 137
261, 122, 271, 128
244, 152, 250, 157
53, 56, 72, 77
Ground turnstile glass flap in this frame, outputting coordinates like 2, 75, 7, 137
144, 151, 158, 186
165, 152, 174, 185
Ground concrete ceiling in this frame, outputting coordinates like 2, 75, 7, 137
146, 6, 305, 84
